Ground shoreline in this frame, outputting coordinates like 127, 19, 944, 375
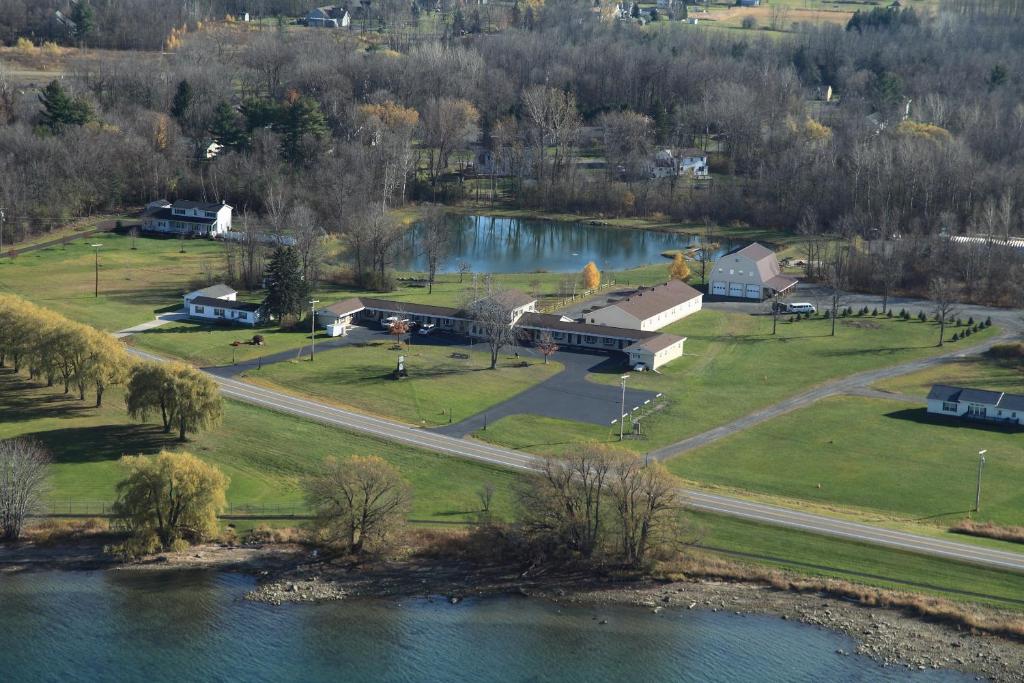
4, 539, 1020, 681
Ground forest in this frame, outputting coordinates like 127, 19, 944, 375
1, 0, 1024, 301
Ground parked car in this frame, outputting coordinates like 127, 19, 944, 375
382, 316, 410, 329
418, 323, 437, 335
633, 362, 648, 372
772, 302, 816, 314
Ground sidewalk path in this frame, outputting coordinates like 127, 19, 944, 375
114, 309, 188, 338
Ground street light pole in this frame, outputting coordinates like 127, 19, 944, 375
975, 449, 987, 513
91, 244, 102, 297
619, 374, 630, 441
309, 299, 320, 361
0, 208, 5, 253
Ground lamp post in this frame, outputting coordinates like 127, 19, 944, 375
309, 299, 320, 361
619, 374, 630, 441
90, 244, 102, 297
975, 449, 987, 513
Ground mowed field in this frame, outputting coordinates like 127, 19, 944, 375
0, 369, 519, 522
477, 310, 998, 455
668, 395, 1024, 528
243, 340, 563, 427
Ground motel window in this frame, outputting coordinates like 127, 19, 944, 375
215, 308, 225, 317
942, 402, 957, 412
585, 336, 596, 344
195, 305, 205, 313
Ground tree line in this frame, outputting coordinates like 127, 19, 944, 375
0, 294, 224, 439
3, 3, 1024, 293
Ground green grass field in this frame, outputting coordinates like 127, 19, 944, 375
130, 321, 321, 367
478, 310, 996, 456
693, 512, 1024, 611
242, 340, 562, 426
0, 369, 518, 522
669, 395, 1024, 527
874, 353, 1024, 397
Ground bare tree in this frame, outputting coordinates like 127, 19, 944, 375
477, 482, 495, 513
419, 97, 480, 186
457, 260, 472, 284
535, 331, 559, 364
288, 203, 327, 284
419, 207, 450, 294
822, 240, 850, 337
519, 446, 614, 559
0, 438, 51, 541
929, 275, 960, 346
609, 455, 683, 568
467, 287, 520, 369
874, 242, 903, 315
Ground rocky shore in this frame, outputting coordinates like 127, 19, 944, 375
5, 539, 1022, 681
246, 557, 1024, 683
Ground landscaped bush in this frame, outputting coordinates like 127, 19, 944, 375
965, 327, 973, 337
872, 308, 878, 316
917, 311, 927, 322
899, 309, 909, 319
967, 316, 975, 326
985, 316, 993, 327
951, 332, 959, 342
886, 310, 893, 318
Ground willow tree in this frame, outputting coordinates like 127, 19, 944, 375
0, 438, 51, 541
113, 451, 228, 547
126, 362, 223, 440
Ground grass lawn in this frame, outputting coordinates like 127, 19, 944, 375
130, 321, 320, 367
873, 353, 1024, 397
242, 339, 563, 427
0, 231, 228, 331
479, 310, 996, 456
669, 395, 1024, 527
0, 369, 519, 523
693, 512, 1024, 611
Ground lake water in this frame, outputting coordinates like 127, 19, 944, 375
0, 570, 970, 683
397, 215, 736, 274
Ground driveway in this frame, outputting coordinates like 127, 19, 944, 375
113, 309, 189, 338
432, 347, 659, 438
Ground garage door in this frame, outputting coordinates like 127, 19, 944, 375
711, 281, 727, 296
729, 283, 744, 297
745, 284, 761, 299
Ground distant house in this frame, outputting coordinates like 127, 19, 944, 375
586, 280, 703, 332
204, 141, 224, 160
648, 148, 709, 179
738, 0, 760, 6
815, 85, 833, 103
709, 242, 797, 300
927, 385, 1024, 427
305, 5, 351, 27
142, 199, 232, 237
184, 284, 265, 326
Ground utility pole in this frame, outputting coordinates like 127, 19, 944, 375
91, 243, 102, 297
309, 299, 320, 361
0, 207, 5, 253
619, 374, 630, 441
975, 449, 987, 512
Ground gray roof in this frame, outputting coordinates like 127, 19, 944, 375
144, 207, 216, 224
927, 384, 1024, 410
518, 313, 657, 342
190, 296, 261, 312
173, 199, 227, 212
625, 333, 685, 354
720, 242, 788, 285
599, 280, 701, 322
189, 284, 236, 299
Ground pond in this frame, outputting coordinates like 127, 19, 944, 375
0, 570, 971, 683
396, 215, 741, 274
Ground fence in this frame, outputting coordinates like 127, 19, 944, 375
537, 280, 618, 313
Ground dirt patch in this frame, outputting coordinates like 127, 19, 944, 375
841, 319, 882, 330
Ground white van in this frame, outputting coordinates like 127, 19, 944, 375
786, 302, 816, 314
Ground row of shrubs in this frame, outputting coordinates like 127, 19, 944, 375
787, 307, 994, 329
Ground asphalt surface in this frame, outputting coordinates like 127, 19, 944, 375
126, 342, 1024, 575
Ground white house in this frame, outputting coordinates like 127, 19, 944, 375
926, 385, 1024, 427
586, 279, 703, 332
709, 242, 797, 300
305, 5, 351, 27
626, 333, 686, 371
142, 199, 233, 237
187, 299, 264, 326
648, 148, 709, 179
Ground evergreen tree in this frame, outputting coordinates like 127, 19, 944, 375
240, 97, 281, 131
170, 79, 193, 121
278, 91, 327, 165
263, 246, 310, 324
38, 80, 92, 133
209, 101, 247, 151
70, 1, 95, 42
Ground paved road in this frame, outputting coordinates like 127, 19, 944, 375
126, 344, 1024, 575
646, 325, 1019, 462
